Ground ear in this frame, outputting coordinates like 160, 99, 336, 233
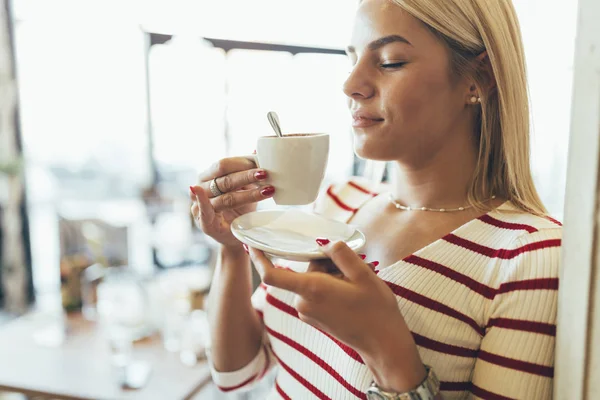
475, 51, 497, 91
465, 51, 497, 104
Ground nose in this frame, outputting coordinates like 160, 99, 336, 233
343, 62, 375, 100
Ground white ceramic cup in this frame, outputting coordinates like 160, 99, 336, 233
255, 133, 329, 205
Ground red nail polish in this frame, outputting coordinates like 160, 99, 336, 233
372, 261, 380, 267
261, 186, 275, 197
252, 149, 257, 154
189, 186, 195, 195
359, 254, 366, 260
316, 238, 330, 246
242, 244, 249, 254
255, 170, 268, 180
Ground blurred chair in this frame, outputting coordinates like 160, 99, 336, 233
58, 216, 129, 267
58, 216, 129, 311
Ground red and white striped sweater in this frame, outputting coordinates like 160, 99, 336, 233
209, 179, 562, 400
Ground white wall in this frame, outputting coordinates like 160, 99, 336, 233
513, 0, 579, 219
555, 0, 600, 396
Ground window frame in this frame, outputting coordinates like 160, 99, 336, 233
143, 31, 350, 186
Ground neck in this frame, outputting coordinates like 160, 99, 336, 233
389, 132, 478, 209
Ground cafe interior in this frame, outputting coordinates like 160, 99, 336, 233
0, 0, 595, 398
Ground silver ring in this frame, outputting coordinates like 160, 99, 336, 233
209, 178, 223, 197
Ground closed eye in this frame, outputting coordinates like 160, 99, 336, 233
381, 62, 406, 69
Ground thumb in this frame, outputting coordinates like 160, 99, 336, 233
316, 238, 372, 282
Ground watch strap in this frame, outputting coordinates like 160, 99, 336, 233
366, 365, 440, 400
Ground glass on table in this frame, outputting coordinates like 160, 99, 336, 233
96, 266, 151, 366
160, 290, 190, 353
80, 263, 107, 321
179, 309, 210, 367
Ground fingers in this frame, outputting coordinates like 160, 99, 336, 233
294, 302, 327, 331
316, 239, 373, 282
367, 261, 379, 271
210, 185, 275, 212
193, 185, 217, 229
190, 201, 200, 225
249, 247, 296, 286
249, 248, 343, 301
307, 259, 349, 278
202, 168, 270, 199
307, 259, 340, 275
248, 247, 276, 279
307, 256, 375, 279
197, 157, 257, 183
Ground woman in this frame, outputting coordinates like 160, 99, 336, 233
190, 0, 562, 398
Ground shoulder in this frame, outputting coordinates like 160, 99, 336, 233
488, 203, 563, 281
485, 201, 562, 232
313, 176, 381, 221
455, 202, 562, 286
477, 206, 562, 328
488, 203, 563, 251
472, 202, 562, 245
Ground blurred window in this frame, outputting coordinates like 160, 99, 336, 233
11, 0, 357, 296
148, 39, 354, 191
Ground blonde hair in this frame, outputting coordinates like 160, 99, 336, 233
388, 0, 547, 215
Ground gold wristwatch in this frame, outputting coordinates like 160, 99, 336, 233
366, 365, 440, 400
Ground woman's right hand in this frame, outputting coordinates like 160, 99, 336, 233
190, 157, 275, 252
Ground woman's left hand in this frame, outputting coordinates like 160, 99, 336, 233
247, 239, 427, 392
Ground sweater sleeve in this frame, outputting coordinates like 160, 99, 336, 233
208, 284, 278, 393
313, 177, 380, 222
470, 228, 562, 399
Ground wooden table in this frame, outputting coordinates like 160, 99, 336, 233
0, 312, 212, 400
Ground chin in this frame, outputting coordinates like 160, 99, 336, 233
353, 138, 398, 161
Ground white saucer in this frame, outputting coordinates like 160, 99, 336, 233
230, 209, 366, 262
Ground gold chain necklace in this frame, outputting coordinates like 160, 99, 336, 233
388, 193, 496, 213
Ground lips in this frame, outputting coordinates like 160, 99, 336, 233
351, 110, 384, 128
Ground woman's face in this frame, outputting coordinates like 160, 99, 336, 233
344, 0, 474, 163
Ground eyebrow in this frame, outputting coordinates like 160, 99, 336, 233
346, 34, 412, 54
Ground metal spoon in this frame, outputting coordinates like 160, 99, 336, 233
267, 111, 283, 137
